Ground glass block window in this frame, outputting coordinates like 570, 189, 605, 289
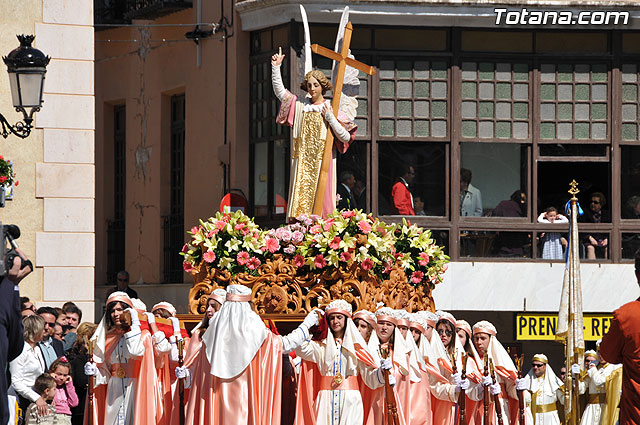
377, 59, 448, 139
460, 62, 530, 140
621, 64, 640, 141
538, 63, 608, 141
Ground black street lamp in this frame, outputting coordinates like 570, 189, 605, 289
1, 34, 50, 139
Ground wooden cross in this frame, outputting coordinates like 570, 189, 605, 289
310, 22, 377, 216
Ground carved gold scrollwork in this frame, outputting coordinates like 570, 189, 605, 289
188, 254, 436, 315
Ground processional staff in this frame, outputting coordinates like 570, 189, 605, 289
483, 351, 490, 425
380, 347, 400, 425
177, 338, 186, 425
489, 358, 504, 425
510, 349, 526, 425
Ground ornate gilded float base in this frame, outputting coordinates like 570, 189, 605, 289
188, 254, 435, 315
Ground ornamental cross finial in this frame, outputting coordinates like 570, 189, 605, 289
568, 180, 580, 201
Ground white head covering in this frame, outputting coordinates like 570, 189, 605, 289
204, 284, 268, 379
209, 288, 227, 305
353, 310, 377, 330
325, 299, 352, 317
322, 311, 378, 369
131, 298, 147, 312
395, 309, 412, 327
152, 301, 177, 317
375, 307, 397, 325
436, 310, 456, 327
416, 310, 437, 329
472, 320, 517, 381
91, 292, 133, 364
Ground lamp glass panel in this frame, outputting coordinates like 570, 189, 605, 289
17, 71, 45, 108
8, 72, 20, 107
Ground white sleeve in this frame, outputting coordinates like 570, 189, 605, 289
9, 351, 41, 402
280, 325, 311, 354
272, 64, 287, 101
588, 366, 607, 386
474, 190, 483, 216
324, 109, 351, 143
124, 327, 145, 357
538, 213, 548, 223
152, 331, 172, 354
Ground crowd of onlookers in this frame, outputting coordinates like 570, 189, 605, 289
12, 297, 95, 425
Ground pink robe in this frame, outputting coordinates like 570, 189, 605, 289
185, 332, 283, 425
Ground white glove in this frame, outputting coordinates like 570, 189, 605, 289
126, 308, 140, 327
589, 359, 599, 368
482, 375, 493, 386
452, 372, 462, 386
456, 378, 470, 392
84, 362, 98, 376
302, 309, 322, 329
175, 366, 189, 379
144, 312, 156, 324
388, 374, 396, 387
571, 363, 580, 374
515, 378, 528, 391
380, 358, 393, 371
490, 382, 502, 395
170, 317, 181, 336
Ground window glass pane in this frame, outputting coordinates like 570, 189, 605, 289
460, 143, 527, 216
621, 64, 640, 141
253, 142, 268, 217
460, 231, 532, 258
579, 232, 610, 260
378, 142, 446, 216
337, 142, 369, 213
622, 146, 640, 219
622, 234, 640, 258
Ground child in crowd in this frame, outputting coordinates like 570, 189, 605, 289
48, 357, 78, 425
538, 206, 568, 260
25, 374, 57, 425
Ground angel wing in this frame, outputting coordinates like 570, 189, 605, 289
299, 4, 312, 96
332, 6, 360, 122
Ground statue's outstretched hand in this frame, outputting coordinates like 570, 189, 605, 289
272, 46, 285, 66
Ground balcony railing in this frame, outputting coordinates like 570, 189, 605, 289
95, 0, 192, 26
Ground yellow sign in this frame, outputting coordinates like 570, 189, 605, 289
516, 314, 613, 341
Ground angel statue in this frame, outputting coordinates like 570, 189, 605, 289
272, 6, 360, 220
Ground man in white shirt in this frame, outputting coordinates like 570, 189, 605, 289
460, 168, 483, 217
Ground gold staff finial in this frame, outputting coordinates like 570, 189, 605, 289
568, 180, 580, 201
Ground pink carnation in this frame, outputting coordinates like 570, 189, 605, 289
247, 257, 261, 270
361, 258, 374, 271
341, 210, 356, 218
190, 226, 199, 234
418, 252, 430, 266
235, 223, 245, 231
237, 251, 250, 265
314, 255, 327, 269
203, 249, 216, 263
181, 244, 189, 253
207, 229, 219, 237
329, 236, 341, 250
183, 261, 194, 273
411, 271, 424, 284
310, 224, 322, 234
265, 237, 280, 253
339, 251, 352, 262
216, 220, 226, 230
358, 220, 372, 234
293, 255, 305, 268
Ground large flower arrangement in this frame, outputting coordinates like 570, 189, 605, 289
0, 156, 17, 188
181, 210, 449, 288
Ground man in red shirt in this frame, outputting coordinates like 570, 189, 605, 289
600, 249, 640, 425
390, 164, 415, 215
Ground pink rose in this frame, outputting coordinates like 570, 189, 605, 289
411, 271, 424, 284
203, 249, 216, 263
284, 244, 296, 254
183, 261, 194, 273
339, 251, 352, 262
237, 251, 250, 265
358, 220, 372, 234
247, 257, 261, 270
418, 252, 430, 266
265, 237, 280, 253
293, 255, 305, 268
292, 231, 304, 243
361, 258, 374, 271
314, 255, 327, 269
329, 236, 341, 250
